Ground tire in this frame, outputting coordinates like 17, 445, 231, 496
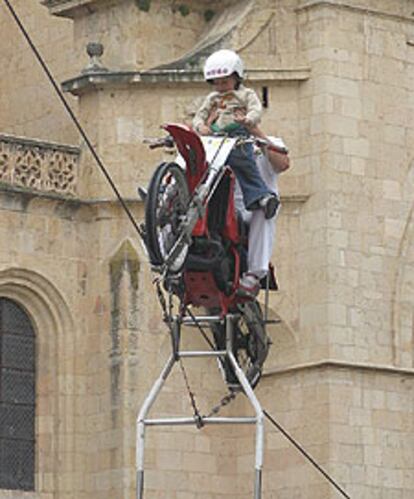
209, 301, 270, 389
145, 162, 190, 273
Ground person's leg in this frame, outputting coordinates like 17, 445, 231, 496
237, 153, 279, 297
234, 170, 276, 279
247, 209, 277, 279
249, 152, 279, 276
227, 144, 278, 218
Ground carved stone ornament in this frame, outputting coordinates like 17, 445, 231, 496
82, 42, 108, 74
0, 135, 79, 196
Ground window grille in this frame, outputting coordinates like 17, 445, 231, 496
0, 298, 35, 491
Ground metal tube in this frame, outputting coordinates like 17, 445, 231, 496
254, 470, 262, 498
136, 313, 265, 499
144, 416, 257, 426
136, 471, 144, 499
178, 350, 226, 358
181, 315, 223, 325
225, 316, 263, 418
136, 354, 176, 498
264, 271, 270, 324
225, 315, 264, 499
137, 354, 176, 424
205, 167, 228, 205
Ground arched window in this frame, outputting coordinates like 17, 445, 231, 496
0, 298, 35, 491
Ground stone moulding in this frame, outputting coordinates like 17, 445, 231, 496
41, 0, 252, 19
41, 0, 104, 18
0, 134, 80, 196
0, 266, 75, 338
264, 359, 414, 378
296, 0, 414, 23
61, 67, 311, 96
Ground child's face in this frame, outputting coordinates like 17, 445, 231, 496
212, 75, 237, 93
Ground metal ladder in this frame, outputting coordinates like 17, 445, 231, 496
136, 313, 265, 499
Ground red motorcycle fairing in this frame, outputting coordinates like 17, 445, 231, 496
163, 123, 207, 192
163, 124, 247, 314
163, 123, 240, 244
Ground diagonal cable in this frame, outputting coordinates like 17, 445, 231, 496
187, 309, 351, 497
263, 410, 351, 498
2, 0, 144, 239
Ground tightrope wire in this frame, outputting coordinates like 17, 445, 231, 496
263, 410, 351, 498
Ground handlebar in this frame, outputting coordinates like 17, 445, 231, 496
143, 136, 174, 149
237, 136, 289, 155
255, 137, 289, 155
144, 131, 288, 154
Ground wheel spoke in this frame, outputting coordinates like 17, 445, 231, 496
145, 163, 190, 272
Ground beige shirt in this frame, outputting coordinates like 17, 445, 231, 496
193, 85, 262, 132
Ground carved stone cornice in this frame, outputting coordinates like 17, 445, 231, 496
41, 0, 110, 18
296, 1, 414, 24
62, 67, 311, 96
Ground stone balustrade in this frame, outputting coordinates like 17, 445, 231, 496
0, 134, 80, 196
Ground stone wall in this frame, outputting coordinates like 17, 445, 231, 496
0, 0, 414, 498
0, 0, 78, 144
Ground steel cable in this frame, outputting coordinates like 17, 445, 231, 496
263, 409, 351, 498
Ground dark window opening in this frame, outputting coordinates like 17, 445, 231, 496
0, 298, 35, 491
261, 86, 269, 108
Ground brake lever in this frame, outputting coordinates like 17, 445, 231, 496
255, 137, 289, 154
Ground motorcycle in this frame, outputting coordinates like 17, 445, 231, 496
143, 123, 281, 388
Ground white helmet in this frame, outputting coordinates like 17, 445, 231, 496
203, 49, 244, 81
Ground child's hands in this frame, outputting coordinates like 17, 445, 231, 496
197, 124, 211, 135
234, 109, 253, 128
234, 109, 247, 124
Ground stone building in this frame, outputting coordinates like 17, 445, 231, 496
0, 0, 414, 498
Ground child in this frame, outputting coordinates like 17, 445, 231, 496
193, 49, 279, 220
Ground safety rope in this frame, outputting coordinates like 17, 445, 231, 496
203, 390, 237, 419
178, 357, 204, 429
2, 2, 351, 496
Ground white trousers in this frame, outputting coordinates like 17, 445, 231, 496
234, 153, 279, 279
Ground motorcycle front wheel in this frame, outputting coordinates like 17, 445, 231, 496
145, 162, 190, 273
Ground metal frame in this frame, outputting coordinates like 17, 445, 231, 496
136, 313, 264, 499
